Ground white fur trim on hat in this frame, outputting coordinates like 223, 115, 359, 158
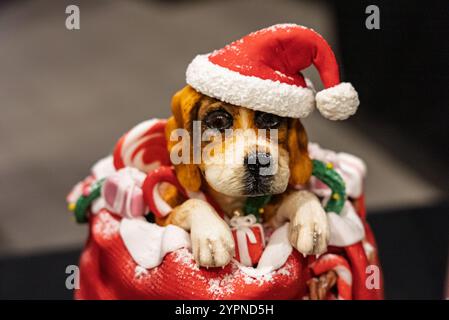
315, 82, 359, 120
186, 54, 315, 118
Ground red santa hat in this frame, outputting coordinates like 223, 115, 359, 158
186, 24, 359, 120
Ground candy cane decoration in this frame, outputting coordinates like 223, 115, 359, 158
310, 253, 352, 300
142, 166, 212, 218
113, 119, 171, 173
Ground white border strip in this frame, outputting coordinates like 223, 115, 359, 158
186, 54, 315, 118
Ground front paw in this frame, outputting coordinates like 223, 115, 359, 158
188, 200, 235, 267
289, 197, 329, 256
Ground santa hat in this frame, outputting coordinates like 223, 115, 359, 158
186, 24, 359, 120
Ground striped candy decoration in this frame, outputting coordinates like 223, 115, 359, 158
142, 166, 208, 218
142, 166, 226, 219
310, 253, 352, 300
113, 119, 171, 173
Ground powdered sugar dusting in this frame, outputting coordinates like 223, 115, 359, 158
170, 249, 296, 298
173, 247, 200, 271
263, 23, 308, 33
274, 70, 295, 81
239, 259, 294, 286
277, 263, 292, 277
134, 265, 148, 279
93, 210, 120, 238
207, 274, 236, 296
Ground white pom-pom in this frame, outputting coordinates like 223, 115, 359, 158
316, 83, 359, 120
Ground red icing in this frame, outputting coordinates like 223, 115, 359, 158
75, 118, 383, 300
75, 195, 384, 300
208, 25, 340, 89
75, 210, 308, 300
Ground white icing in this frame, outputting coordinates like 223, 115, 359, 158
93, 210, 120, 238
134, 265, 148, 278
186, 54, 315, 118
316, 82, 359, 120
337, 153, 366, 197
328, 201, 365, 247
91, 155, 116, 180
161, 224, 192, 254
91, 197, 106, 214
119, 218, 191, 269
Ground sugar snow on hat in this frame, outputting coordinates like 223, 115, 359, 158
186, 24, 359, 120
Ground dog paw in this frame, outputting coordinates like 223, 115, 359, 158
187, 200, 235, 267
289, 196, 329, 256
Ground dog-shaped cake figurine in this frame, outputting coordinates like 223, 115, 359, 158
67, 24, 383, 300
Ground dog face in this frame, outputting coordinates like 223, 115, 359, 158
166, 86, 312, 197
196, 94, 290, 196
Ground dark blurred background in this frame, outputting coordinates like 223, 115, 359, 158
0, 0, 448, 299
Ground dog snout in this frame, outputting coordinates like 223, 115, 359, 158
244, 152, 273, 176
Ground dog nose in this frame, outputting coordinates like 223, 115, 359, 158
244, 152, 273, 175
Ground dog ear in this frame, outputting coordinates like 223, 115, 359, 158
166, 85, 203, 192
287, 118, 313, 186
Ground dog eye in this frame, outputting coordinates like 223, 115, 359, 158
204, 110, 233, 130
255, 111, 282, 129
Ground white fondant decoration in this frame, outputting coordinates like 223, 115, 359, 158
328, 201, 365, 247
186, 54, 315, 118
91, 198, 106, 214
316, 82, 359, 120
91, 155, 116, 180
337, 152, 366, 197
239, 223, 292, 277
161, 224, 192, 254
120, 218, 191, 269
